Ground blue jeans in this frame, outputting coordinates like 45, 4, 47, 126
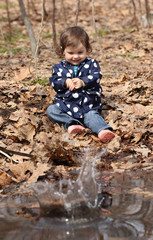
46, 104, 113, 134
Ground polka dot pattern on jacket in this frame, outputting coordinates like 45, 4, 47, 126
49, 58, 103, 119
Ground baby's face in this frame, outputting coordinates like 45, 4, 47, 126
64, 43, 87, 65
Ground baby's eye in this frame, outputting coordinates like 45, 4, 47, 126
68, 52, 73, 54
78, 52, 83, 54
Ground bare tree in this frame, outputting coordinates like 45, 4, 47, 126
130, 0, 152, 28
75, 0, 80, 26
52, 0, 57, 47
131, 0, 139, 30
138, 0, 142, 17
43, 0, 48, 20
18, 0, 37, 56
26, 0, 38, 16
5, 0, 12, 40
60, 0, 67, 27
33, 0, 45, 78
91, 0, 105, 63
31, 0, 39, 15
145, 0, 152, 27
92, 0, 98, 36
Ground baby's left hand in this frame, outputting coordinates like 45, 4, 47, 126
72, 78, 85, 89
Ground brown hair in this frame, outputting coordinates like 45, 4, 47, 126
56, 26, 92, 57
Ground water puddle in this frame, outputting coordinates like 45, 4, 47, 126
0, 149, 153, 240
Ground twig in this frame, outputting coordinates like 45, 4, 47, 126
6, 172, 19, 183
0, 147, 33, 158
40, 39, 52, 52
0, 150, 12, 161
0, 149, 29, 163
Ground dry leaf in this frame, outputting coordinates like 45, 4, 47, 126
14, 67, 34, 82
9, 109, 24, 121
28, 163, 50, 183
134, 146, 151, 158
18, 123, 36, 142
0, 80, 8, 88
107, 136, 120, 152
0, 172, 12, 186
131, 132, 144, 143
9, 162, 35, 182
0, 117, 3, 127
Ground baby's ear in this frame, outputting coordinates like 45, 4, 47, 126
88, 45, 92, 53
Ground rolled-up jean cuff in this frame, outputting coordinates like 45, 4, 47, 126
66, 120, 83, 129
97, 126, 113, 134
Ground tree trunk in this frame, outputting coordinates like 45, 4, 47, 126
18, 0, 37, 56
52, 0, 57, 47
145, 0, 151, 27
60, 0, 67, 27
5, 0, 12, 40
75, 0, 80, 26
43, 0, 48, 20
131, 0, 139, 30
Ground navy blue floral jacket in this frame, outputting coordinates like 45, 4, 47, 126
49, 57, 103, 119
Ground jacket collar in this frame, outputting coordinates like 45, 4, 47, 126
62, 58, 89, 67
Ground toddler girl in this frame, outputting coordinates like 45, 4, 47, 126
47, 26, 115, 143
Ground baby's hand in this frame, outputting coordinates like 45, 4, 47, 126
72, 78, 85, 89
65, 78, 75, 91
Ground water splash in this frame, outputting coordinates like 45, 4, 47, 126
31, 148, 106, 222
0, 148, 108, 224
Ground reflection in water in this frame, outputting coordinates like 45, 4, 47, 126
1, 194, 153, 239
109, 193, 153, 239
0, 151, 153, 239
0, 218, 105, 240
1, 195, 153, 240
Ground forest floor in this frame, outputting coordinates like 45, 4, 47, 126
0, 0, 153, 193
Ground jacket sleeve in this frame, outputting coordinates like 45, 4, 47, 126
49, 64, 68, 93
81, 60, 102, 89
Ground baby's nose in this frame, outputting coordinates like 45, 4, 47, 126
73, 54, 79, 58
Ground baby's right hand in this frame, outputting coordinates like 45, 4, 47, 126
65, 78, 75, 91
72, 78, 85, 89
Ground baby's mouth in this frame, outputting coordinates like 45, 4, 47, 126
72, 59, 80, 63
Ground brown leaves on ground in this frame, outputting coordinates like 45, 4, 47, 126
0, 161, 51, 187
14, 67, 34, 82
0, 172, 12, 187
0, 0, 153, 190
